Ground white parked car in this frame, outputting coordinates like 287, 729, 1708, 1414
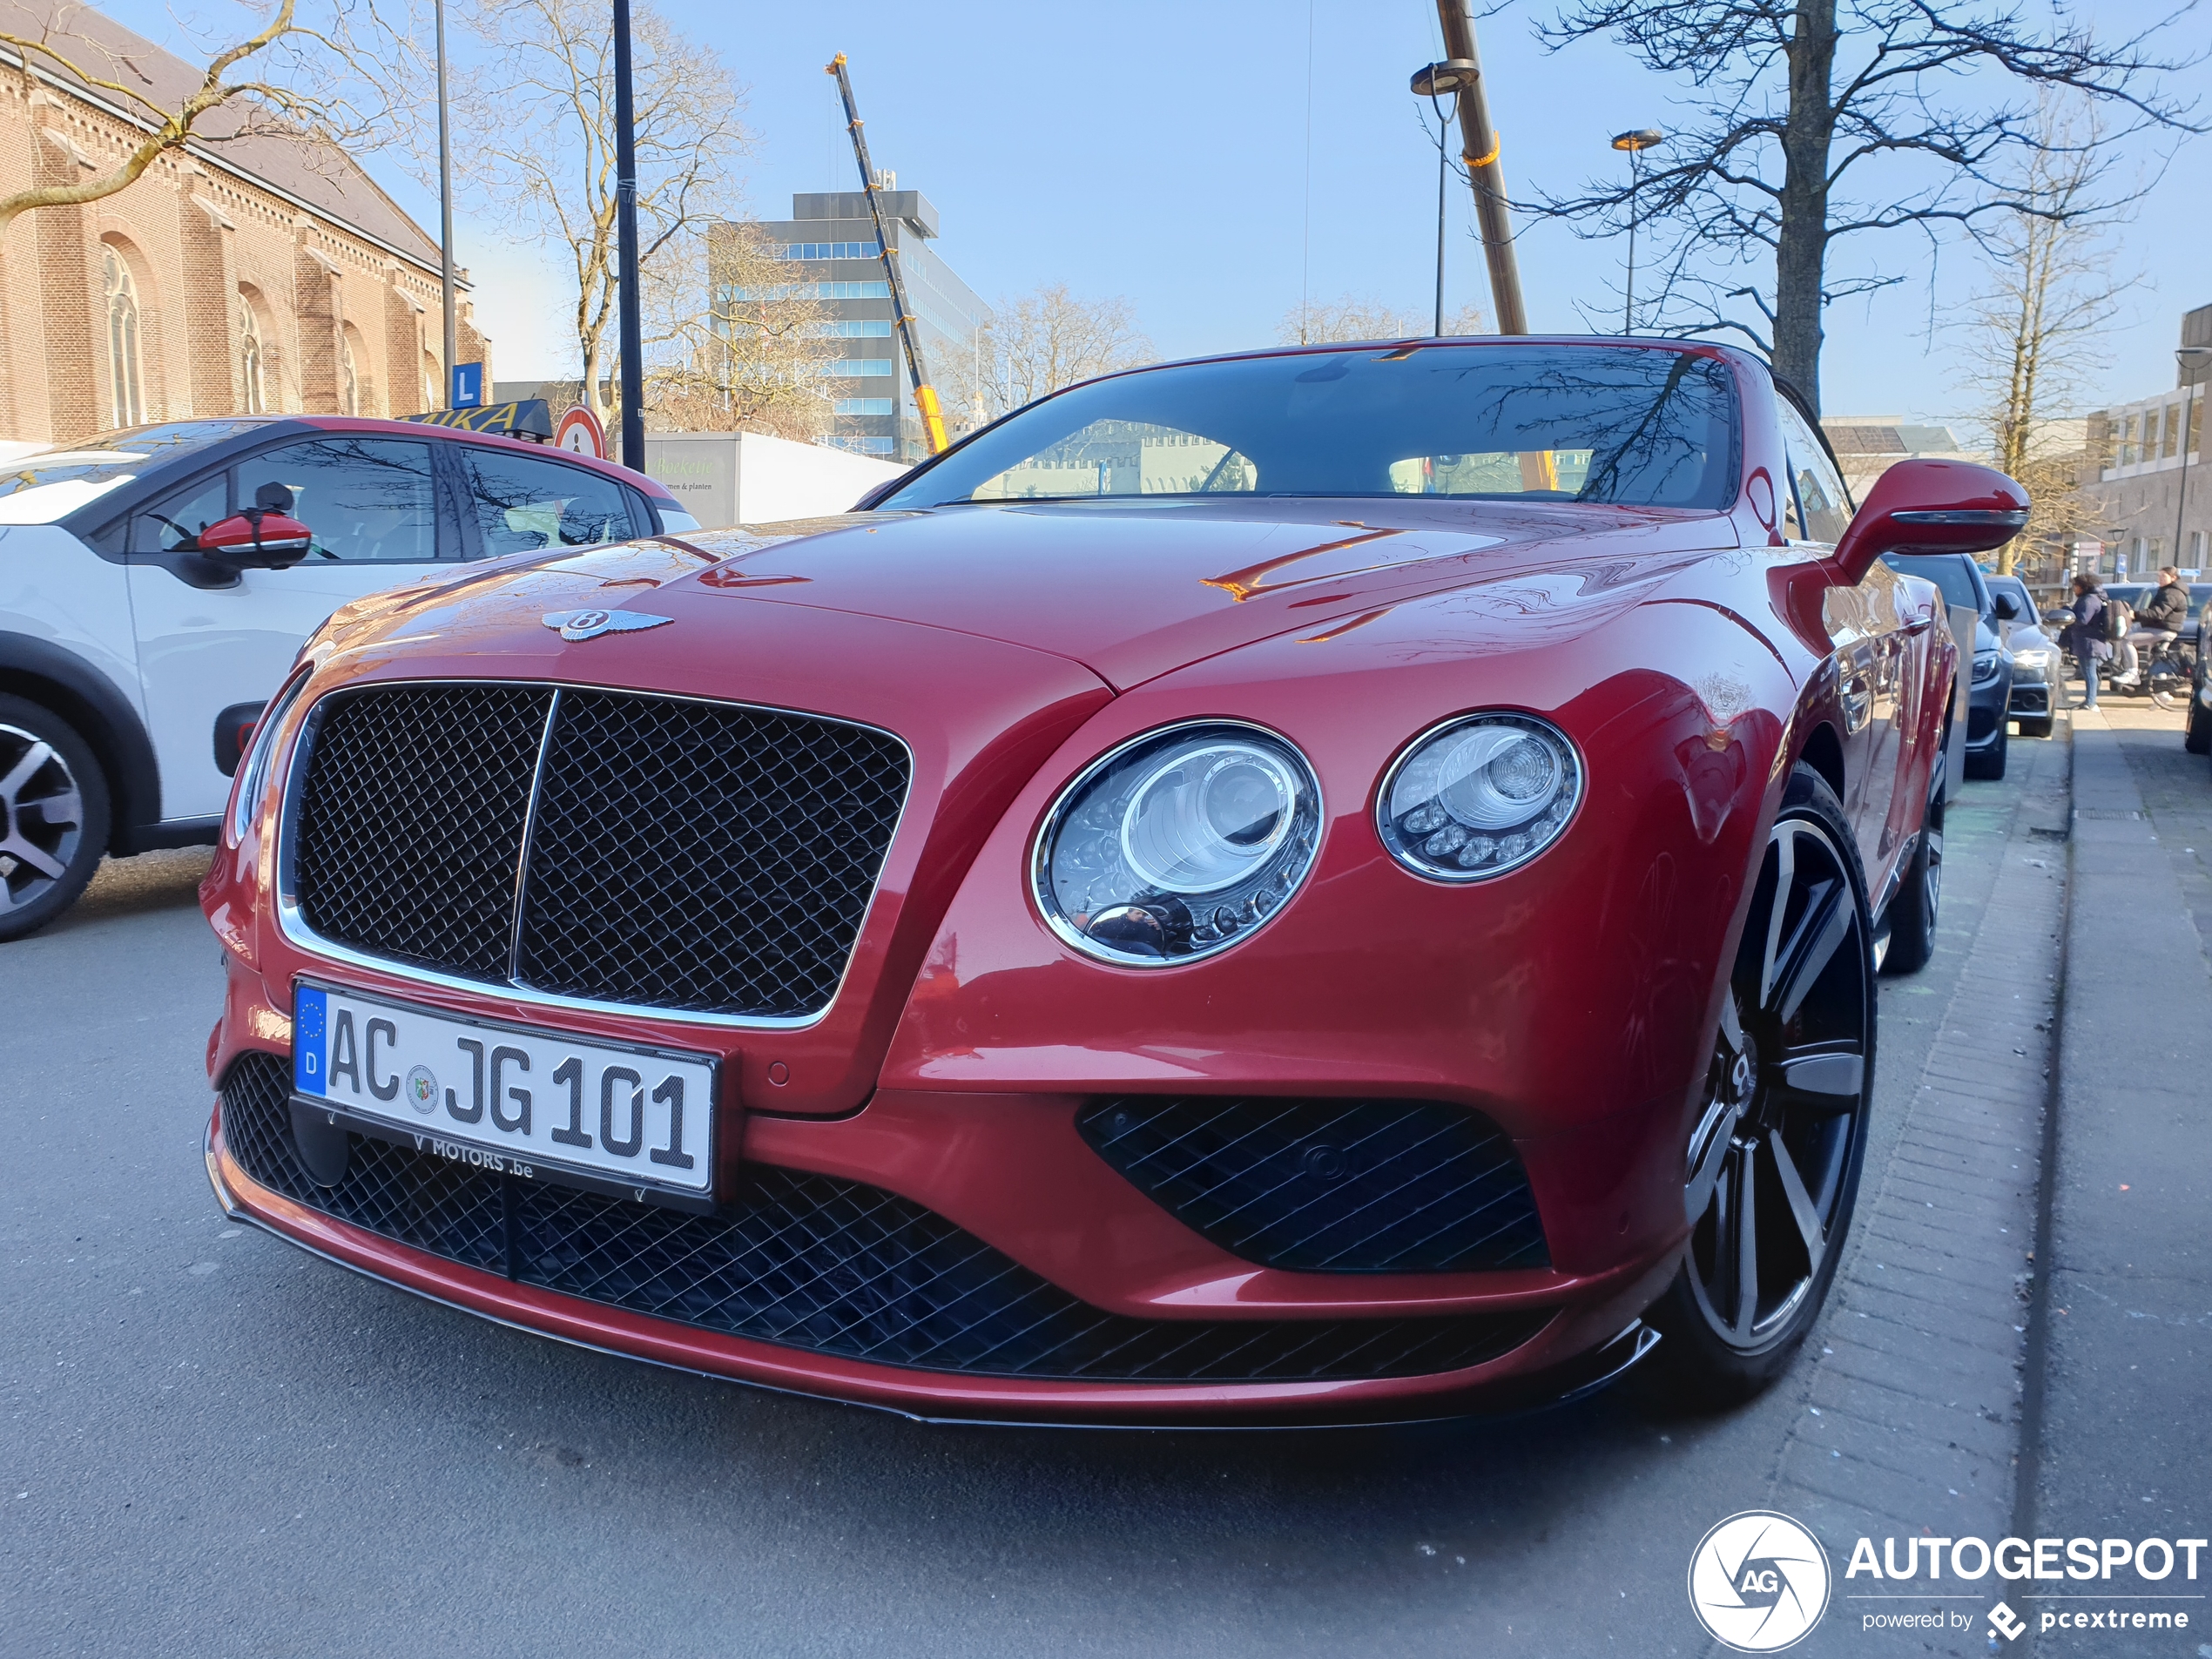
0, 415, 698, 939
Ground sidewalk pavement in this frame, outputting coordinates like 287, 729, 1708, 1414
2027, 705, 2212, 1624
1779, 727, 2068, 1659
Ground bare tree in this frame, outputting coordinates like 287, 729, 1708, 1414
1955, 94, 2128, 573
644, 222, 835, 441
1276, 293, 1487, 344
447, 0, 745, 428
957, 283, 1150, 421
0, 0, 417, 239
1527, 0, 2195, 413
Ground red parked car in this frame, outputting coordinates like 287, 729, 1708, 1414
199, 339, 2023, 1424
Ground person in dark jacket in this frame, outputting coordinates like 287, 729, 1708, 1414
2135, 566, 2191, 634
2060, 574, 2111, 708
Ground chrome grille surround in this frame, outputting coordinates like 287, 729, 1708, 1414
276, 680, 913, 1028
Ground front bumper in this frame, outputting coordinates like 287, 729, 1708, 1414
1967, 669, 2013, 748
205, 1043, 1680, 1426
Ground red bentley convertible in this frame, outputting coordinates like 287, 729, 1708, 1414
200, 339, 2024, 1423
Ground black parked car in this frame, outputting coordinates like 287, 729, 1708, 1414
1884, 552, 2017, 779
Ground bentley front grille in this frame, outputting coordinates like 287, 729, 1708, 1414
287, 682, 910, 1021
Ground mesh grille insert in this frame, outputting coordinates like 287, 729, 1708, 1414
1077, 1096, 1549, 1273
292, 684, 552, 982
286, 683, 910, 1018
516, 690, 908, 1017
222, 1054, 1547, 1384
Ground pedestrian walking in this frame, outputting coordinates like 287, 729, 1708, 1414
2060, 573, 2111, 708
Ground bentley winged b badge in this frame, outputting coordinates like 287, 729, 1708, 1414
541, 608, 674, 642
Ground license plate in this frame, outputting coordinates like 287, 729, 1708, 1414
291, 979, 718, 1209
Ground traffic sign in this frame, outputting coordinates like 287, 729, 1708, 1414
449, 362, 483, 409
554, 404, 606, 458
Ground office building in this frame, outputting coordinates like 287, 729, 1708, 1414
2083, 302, 2211, 579
1819, 416, 1979, 502
713, 185, 988, 462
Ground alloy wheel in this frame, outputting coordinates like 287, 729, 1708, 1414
1920, 755, 1944, 927
0, 722, 86, 917
1683, 813, 1871, 1353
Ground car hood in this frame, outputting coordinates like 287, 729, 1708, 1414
647, 497, 1740, 689
313, 497, 1743, 704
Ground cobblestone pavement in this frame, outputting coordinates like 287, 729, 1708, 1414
0, 732, 2105, 1658
1776, 729, 2067, 1659
2025, 703, 2212, 1655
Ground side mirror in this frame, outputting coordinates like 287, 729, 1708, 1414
1829, 458, 2029, 584
194, 509, 314, 568
1993, 591, 2021, 621
212, 700, 266, 778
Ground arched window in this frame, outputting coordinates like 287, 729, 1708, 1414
340, 334, 361, 415
103, 248, 144, 428
237, 293, 266, 414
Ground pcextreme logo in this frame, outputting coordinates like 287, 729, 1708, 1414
1689, 1511, 1833, 1651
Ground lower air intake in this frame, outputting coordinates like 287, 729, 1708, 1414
1077, 1096, 1549, 1273
220, 1055, 1547, 1384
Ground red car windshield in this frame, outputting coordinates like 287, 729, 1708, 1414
880, 343, 1741, 511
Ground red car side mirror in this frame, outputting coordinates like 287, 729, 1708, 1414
195, 510, 315, 568
1830, 458, 2029, 584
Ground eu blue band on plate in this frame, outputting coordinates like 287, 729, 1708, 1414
293, 985, 327, 1096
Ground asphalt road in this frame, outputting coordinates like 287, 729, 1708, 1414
0, 752, 2052, 1658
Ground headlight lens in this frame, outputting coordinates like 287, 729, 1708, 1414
1033, 723, 1323, 965
2011, 647, 2053, 671
226, 669, 312, 845
1973, 650, 2002, 684
1378, 713, 1581, 881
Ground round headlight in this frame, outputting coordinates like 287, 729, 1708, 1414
1378, 712, 1581, 881
1034, 722, 1323, 966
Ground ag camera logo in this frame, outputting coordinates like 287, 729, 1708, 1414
1689, 1511, 1832, 1651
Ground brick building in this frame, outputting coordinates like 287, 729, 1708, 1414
2081, 303, 2211, 582
0, 0, 487, 444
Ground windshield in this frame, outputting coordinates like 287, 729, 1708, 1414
878, 344, 1742, 511
0, 421, 267, 524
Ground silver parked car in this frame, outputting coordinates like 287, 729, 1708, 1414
1986, 573, 2056, 738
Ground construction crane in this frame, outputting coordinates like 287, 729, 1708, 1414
825, 54, 949, 456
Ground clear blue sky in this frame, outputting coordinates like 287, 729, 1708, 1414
107, 0, 2212, 428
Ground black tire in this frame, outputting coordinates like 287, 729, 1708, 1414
1964, 724, 2007, 780
2018, 718, 2054, 740
1646, 764, 1875, 1407
1881, 745, 1943, 976
0, 694, 111, 941
2186, 695, 2211, 755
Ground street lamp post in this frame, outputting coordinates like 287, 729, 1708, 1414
1609, 128, 1663, 334
1430, 2, 1527, 334
1411, 60, 1475, 336
434, 0, 455, 406
612, 0, 644, 469
2175, 345, 2211, 574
